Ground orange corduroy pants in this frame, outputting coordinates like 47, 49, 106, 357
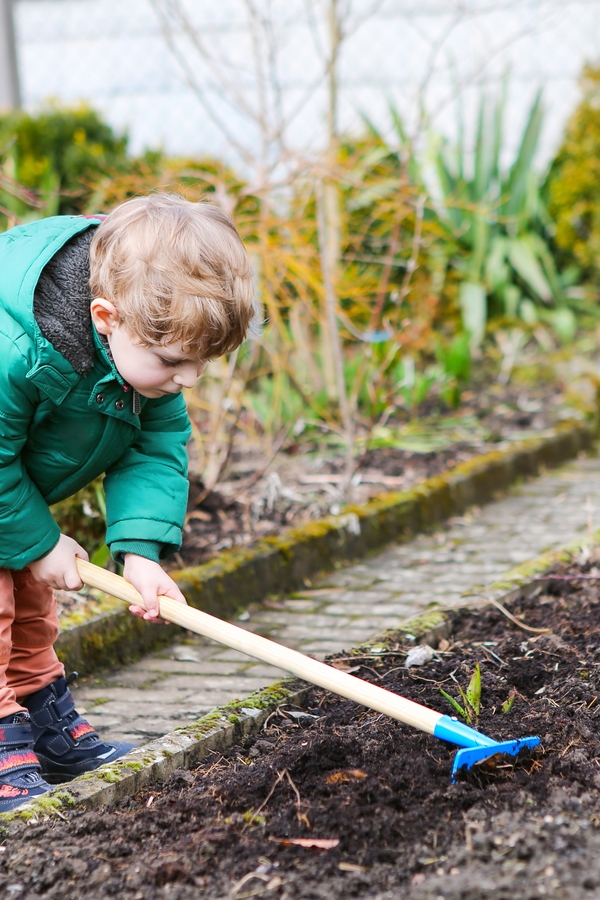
0, 567, 64, 717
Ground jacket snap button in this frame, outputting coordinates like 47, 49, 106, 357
96, 393, 104, 404
115, 399, 125, 411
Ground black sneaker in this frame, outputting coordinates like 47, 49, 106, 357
24, 675, 136, 783
0, 712, 52, 811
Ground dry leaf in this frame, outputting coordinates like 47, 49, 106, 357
269, 837, 339, 850
326, 769, 367, 784
330, 659, 362, 673
186, 509, 212, 523
339, 862, 368, 873
438, 638, 450, 652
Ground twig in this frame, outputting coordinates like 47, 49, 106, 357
242, 768, 306, 833
315, 177, 355, 496
368, 210, 405, 332
486, 596, 551, 635
392, 193, 427, 328
200, 348, 240, 492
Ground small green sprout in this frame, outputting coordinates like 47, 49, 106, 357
440, 663, 481, 723
242, 809, 266, 826
439, 689, 467, 720
501, 690, 517, 714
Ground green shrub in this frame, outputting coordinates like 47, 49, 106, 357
0, 103, 129, 217
546, 65, 600, 287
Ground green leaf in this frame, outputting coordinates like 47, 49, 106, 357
466, 663, 481, 716
485, 236, 510, 292
491, 76, 508, 185
503, 285, 522, 318
506, 237, 553, 303
503, 89, 544, 220
473, 94, 494, 202
435, 334, 471, 381
502, 690, 517, 714
543, 307, 577, 343
90, 543, 111, 568
439, 689, 467, 721
459, 282, 487, 348
93, 482, 107, 519
528, 233, 565, 303
520, 298, 538, 324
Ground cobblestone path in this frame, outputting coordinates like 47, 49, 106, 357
72, 454, 600, 745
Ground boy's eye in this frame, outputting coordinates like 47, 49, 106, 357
159, 357, 181, 368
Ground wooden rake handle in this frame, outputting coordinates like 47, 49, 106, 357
75, 558, 440, 736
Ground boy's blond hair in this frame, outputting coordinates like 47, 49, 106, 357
89, 193, 256, 359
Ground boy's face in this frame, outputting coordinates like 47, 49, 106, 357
90, 299, 206, 398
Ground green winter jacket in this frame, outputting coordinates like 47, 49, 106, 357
0, 215, 191, 569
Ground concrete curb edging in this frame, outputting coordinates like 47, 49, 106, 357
4, 530, 590, 828
56, 418, 596, 677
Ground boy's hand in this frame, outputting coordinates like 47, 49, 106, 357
29, 534, 89, 591
123, 554, 187, 623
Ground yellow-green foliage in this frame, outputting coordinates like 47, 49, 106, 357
0, 103, 129, 223
547, 65, 600, 283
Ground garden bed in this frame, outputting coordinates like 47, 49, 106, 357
178, 381, 570, 569
6, 554, 600, 898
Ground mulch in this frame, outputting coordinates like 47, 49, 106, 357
7, 552, 600, 899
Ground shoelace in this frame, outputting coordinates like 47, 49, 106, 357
20, 770, 43, 785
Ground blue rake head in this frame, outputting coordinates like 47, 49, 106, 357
451, 736, 540, 782
432, 715, 540, 782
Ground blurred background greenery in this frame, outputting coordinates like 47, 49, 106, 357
2, 63, 600, 555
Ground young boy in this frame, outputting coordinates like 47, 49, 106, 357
0, 193, 256, 810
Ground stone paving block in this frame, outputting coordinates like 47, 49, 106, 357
121, 658, 249, 677
295, 639, 358, 655
241, 663, 289, 679
202, 648, 253, 663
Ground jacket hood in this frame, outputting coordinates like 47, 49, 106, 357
0, 215, 104, 404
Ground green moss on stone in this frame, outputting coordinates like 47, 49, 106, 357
0, 790, 75, 823
174, 710, 224, 739
98, 770, 120, 783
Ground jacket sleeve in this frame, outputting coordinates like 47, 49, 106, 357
0, 334, 61, 569
103, 392, 192, 559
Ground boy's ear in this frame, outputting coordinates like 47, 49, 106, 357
90, 298, 120, 335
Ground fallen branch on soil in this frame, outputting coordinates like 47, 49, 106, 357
486, 596, 552, 635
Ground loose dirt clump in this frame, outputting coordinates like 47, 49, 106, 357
5, 560, 600, 899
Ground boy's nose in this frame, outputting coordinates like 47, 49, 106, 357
173, 364, 203, 389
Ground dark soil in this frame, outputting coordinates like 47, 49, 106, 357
7, 555, 600, 899
176, 382, 567, 568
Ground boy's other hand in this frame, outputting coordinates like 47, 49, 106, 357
123, 554, 187, 623
29, 534, 89, 591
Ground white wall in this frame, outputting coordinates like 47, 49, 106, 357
12, 0, 600, 171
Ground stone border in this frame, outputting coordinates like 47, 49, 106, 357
55, 418, 596, 677
4, 528, 592, 828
